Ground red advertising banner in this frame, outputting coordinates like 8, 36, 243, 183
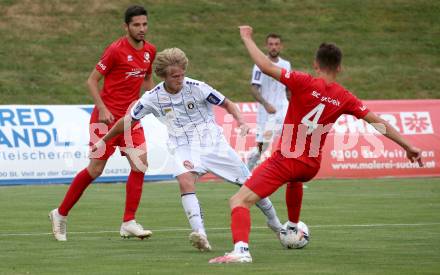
213, 99, 440, 179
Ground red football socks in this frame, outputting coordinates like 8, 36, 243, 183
231, 206, 251, 244
286, 182, 303, 223
58, 169, 94, 216
123, 170, 145, 222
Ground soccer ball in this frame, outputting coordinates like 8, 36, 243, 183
279, 221, 310, 249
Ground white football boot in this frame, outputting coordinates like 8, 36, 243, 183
49, 208, 67, 241
120, 220, 152, 240
189, 231, 212, 252
209, 250, 252, 264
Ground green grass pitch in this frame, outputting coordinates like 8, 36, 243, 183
0, 178, 439, 274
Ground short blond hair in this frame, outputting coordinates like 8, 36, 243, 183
154, 48, 188, 77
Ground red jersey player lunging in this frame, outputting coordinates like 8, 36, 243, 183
209, 25, 423, 264
49, 5, 156, 241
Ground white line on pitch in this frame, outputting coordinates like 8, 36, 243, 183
0, 222, 439, 237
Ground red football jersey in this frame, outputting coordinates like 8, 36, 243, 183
95, 37, 156, 118
277, 69, 369, 167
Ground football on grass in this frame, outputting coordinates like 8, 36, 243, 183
279, 221, 310, 249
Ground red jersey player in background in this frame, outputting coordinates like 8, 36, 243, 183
49, 5, 156, 241
209, 25, 423, 263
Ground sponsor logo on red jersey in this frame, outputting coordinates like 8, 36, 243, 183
144, 52, 150, 63
97, 61, 107, 71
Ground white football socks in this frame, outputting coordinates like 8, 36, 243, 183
256, 197, 282, 228
181, 193, 206, 236
234, 241, 249, 254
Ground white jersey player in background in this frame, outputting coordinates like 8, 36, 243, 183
92, 48, 283, 252
247, 33, 291, 171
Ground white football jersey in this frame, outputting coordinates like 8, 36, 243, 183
251, 57, 291, 125
131, 77, 226, 148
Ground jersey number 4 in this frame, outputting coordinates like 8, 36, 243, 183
301, 103, 325, 134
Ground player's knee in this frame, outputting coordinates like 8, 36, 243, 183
229, 193, 248, 209
179, 181, 194, 193
177, 173, 196, 193
132, 167, 147, 174
229, 195, 239, 208
131, 160, 148, 173
87, 165, 104, 178
128, 153, 148, 173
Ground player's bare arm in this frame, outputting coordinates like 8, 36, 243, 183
239, 26, 282, 81
220, 98, 250, 136
141, 72, 154, 92
363, 112, 423, 167
87, 68, 115, 124
250, 84, 276, 114
91, 115, 137, 152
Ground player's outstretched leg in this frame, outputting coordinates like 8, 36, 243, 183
234, 164, 282, 233
256, 197, 283, 233
237, 166, 283, 233
49, 208, 67, 241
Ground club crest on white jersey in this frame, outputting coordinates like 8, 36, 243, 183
131, 77, 226, 148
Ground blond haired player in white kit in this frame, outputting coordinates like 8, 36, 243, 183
92, 48, 283, 251
247, 33, 291, 170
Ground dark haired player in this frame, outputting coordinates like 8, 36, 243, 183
209, 25, 423, 263
49, 5, 156, 241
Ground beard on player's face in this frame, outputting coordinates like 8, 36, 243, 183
269, 50, 280, 58
126, 15, 147, 43
128, 29, 144, 43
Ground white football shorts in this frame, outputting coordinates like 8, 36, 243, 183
172, 138, 250, 185
255, 108, 287, 143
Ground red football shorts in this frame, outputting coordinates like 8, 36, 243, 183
245, 151, 319, 199
88, 108, 146, 160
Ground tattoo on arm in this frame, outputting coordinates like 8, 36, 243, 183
250, 84, 269, 105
